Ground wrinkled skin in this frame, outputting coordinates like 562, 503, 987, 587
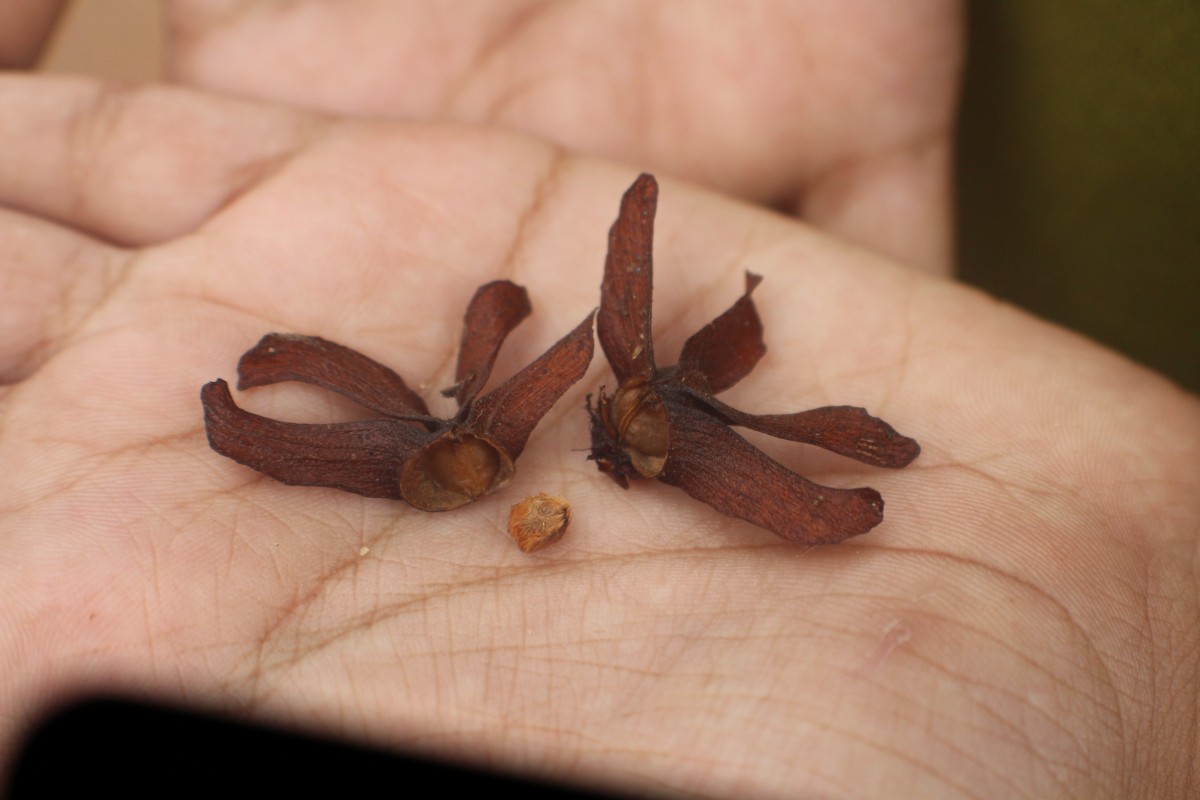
161, 0, 962, 273
1, 6, 1198, 799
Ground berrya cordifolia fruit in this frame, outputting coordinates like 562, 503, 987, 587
587, 174, 920, 544
203, 281, 594, 511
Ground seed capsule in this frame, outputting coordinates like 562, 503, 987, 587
507, 492, 571, 552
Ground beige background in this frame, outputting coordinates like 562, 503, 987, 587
35, 1, 1200, 393
41, 0, 163, 81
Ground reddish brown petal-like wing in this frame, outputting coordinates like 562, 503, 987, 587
598, 173, 658, 383
677, 272, 766, 392
657, 401, 885, 544
696, 394, 921, 468
202, 379, 431, 499
448, 280, 532, 406
468, 311, 595, 460
237, 333, 429, 417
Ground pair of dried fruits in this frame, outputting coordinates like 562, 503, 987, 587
201, 173, 918, 546
202, 281, 594, 511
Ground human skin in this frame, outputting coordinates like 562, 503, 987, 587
151, 0, 961, 274
0, 75, 1197, 798
13, 0, 961, 271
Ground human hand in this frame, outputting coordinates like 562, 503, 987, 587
1, 76, 1196, 798
161, 0, 962, 273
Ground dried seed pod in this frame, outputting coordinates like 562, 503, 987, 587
202, 281, 595, 511
587, 174, 921, 544
507, 492, 572, 552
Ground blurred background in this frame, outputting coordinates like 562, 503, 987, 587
38, 1, 1200, 393
957, 2, 1198, 394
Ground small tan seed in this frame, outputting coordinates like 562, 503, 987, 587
507, 493, 571, 553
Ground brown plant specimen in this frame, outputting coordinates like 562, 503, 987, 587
587, 175, 920, 544
202, 281, 595, 511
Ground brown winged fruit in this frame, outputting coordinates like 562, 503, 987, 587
587, 175, 919, 544
203, 281, 594, 511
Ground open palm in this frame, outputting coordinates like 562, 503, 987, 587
1, 77, 1196, 798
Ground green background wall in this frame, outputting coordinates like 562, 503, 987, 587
958, 1, 1199, 392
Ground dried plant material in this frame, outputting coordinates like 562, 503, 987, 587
507, 492, 572, 552
587, 174, 920, 544
202, 281, 595, 511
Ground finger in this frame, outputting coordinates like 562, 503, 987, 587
163, 2, 961, 273
798, 138, 955, 274
0, 206, 129, 384
0, 0, 66, 68
0, 74, 313, 246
